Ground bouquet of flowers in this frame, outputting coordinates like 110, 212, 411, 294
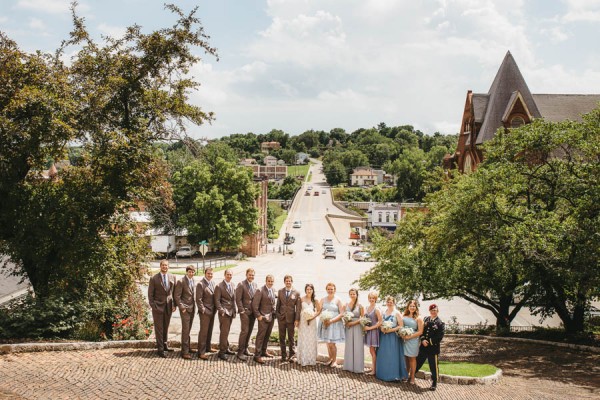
397, 326, 414, 338
358, 316, 371, 335
381, 320, 394, 333
320, 310, 335, 324
301, 307, 316, 325
342, 311, 354, 325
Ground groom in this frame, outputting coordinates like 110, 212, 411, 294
416, 304, 445, 391
252, 274, 277, 364
276, 275, 300, 361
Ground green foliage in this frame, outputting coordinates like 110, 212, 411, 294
420, 361, 498, 378
268, 176, 301, 200
323, 160, 347, 185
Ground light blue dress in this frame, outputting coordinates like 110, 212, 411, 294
318, 299, 345, 343
402, 317, 419, 357
376, 312, 408, 381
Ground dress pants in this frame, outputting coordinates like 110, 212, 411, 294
237, 312, 256, 355
152, 307, 172, 352
198, 312, 215, 355
416, 350, 440, 384
278, 320, 295, 357
255, 317, 275, 356
218, 313, 233, 354
180, 310, 194, 355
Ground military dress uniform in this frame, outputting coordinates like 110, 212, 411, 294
416, 313, 445, 389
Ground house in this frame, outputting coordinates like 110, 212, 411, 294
295, 152, 309, 164
260, 141, 281, 153
241, 157, 287, 180
367, 203, 401, 231
264, 155, 278, 166
446, 51, 600, 173
350, 167, 390, 186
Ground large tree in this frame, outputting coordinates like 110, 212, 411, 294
0, 5, 217, 336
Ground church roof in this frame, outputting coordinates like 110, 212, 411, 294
532, 94, 600, 122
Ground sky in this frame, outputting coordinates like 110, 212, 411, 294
1, 0, 600, 139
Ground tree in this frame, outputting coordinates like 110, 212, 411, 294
171, 158, 259, 250
0, 4, 217, 337
324, 160, 347, 186
386, 148, 427, 201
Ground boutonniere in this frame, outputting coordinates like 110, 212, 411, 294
291, 295, 296, 300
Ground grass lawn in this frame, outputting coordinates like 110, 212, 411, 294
420, 361, 498, 377
269, 210, 287, 239
288, 164, 310, 178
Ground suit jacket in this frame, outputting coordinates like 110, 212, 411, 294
148, 272, 175, 313
174, 276, 196, 314
276, 287, 301, 323
420, 316, 445, 355
235, 279, 258, 315
252, 285, 277, 322
195, 277, 216, 316
214, 280, 237, 318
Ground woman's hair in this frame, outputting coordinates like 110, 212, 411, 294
385, 295, 396, 305
403, 299, 419, 318
348, 288, 359, 312
325, 282, 336, 291
305, 283, 316, 306
367, 291, 379, 301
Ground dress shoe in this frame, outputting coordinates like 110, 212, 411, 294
157, 351, 166, 358
254, 357, 265, 364
430, 384, 437, 391
281, 353, 287, 360
236, 354, 248, 361
225, 350, 235, 355
243, 350, 253, 357
218, 353, 228, 361
261, 353, 273, 358
199, 354, 209, 360
182, 354, 191, 360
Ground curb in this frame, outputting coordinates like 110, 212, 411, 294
0, 339, 501, 385
447, 334, 600, 354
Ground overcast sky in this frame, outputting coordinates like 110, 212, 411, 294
2, 0, 599, 139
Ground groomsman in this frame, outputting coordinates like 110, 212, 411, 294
148, 259, 176, 357
214, 269, 237, 360
174, 265, 196, 360
252, 274, 277, 364
235, 268, 258, 361
196, 267, 216, 360
416, 304, 446, 391
276, 275, 301, 361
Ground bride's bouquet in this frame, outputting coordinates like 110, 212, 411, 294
381, 320, 394, 333
301, 307, 316, 325
358, 316, 371, 335
397, 326, 414, 338
342, 311, 354, 326
320, 310, 335, 325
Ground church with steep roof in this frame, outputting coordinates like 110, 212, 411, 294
446, 51, 600, 173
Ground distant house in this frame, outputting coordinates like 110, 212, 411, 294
446, 51, 600, 173
241, 156, 287, 180
367, 203, 401, 231
264, 155, 278, 166
261, 141, 281, 153
350, 167, 391, 186
295, 152, 309, 164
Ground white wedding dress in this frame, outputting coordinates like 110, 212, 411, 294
297, 301, 318, 366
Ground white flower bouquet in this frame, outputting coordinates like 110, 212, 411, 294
358, 316, 371, 335
381, 320, 394, 332
397, 326, 414, 338
320, 310, 335, 323
301, 307, 316, 325
342, 311, 354, 325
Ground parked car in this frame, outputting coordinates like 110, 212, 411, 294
323, 246, 336, 259
352, 251, 371, 261
293, 221, 302, 228
314, 191, 319, 196
176, 246, 195, 258
304, 244, 314, 252
284, 234, 295, 245
323, 238, 333, 247
305, 191, 310, 196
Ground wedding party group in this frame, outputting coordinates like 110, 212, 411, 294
148, 261, 445, 391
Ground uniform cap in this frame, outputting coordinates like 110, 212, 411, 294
429, 304, 438, 311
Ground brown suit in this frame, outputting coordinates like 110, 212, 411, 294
252, 285, 277, 357
148, 272, 175, 352
235, 279, 258, 356
174, 276, 195, 356
195, 277, 216, 355
214, 280, 237, 355
276, 287, 301, 357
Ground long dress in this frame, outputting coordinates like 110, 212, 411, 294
297, 301, 318, 366
402, 316, 419, 357
318, 298, 345, 343
343, 305, 364, 373
376, 312, 408, 381
364, 306, 379, 348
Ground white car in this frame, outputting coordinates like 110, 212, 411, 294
352, 251, 371, 261
304, 244, 314, 252
323, 246, 336, 259
293, 221, 302, 228
176, 246, 195, 258
323, 238, 333, 247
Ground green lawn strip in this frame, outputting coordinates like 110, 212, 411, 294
288, 164, 310, 178
269, 211, 288, 239
420, 361, 498, 377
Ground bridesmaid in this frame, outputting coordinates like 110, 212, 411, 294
342, 288, 364, 373
363, 291, 382, 375
402, 300, 423, 384
318, 282, 345, 367
375, 296, 408, 382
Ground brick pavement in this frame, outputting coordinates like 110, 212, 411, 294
1, 337, 599, 399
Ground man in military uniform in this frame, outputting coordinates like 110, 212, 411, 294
416, 304, 445, 391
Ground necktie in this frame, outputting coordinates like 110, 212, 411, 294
209, 281, 214, 292
189, 278, 193, 293
286, 290, 290, 298
227, 283, 232, 296
249, 282, 254, 297
268, 288, 274, 301
162, 274, 167, 290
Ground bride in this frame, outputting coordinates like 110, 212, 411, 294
296, 283, 321, 366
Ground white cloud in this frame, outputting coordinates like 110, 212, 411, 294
16, 0, 74, 14
97, 23, 126, 38
562, 0, 600, 22
28, 17, 46, 30
539, 26, 570, 43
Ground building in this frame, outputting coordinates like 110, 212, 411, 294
367, 203, 400, 231
447, 51, 600, 173
240, 177, 269, 257
264, 155, 278, 166
240, 158, 287, 181
350, 167, 392, 186
260, 141, 281, 153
